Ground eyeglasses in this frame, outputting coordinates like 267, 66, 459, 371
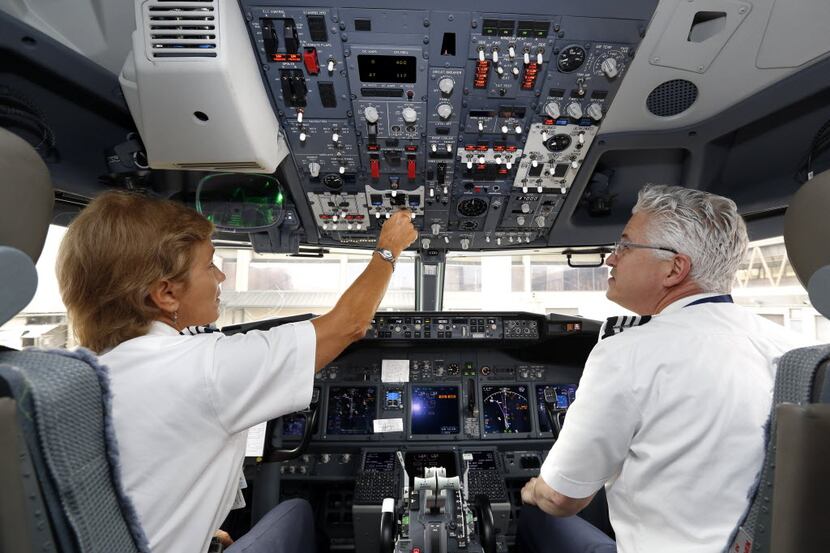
611, 240, 679, 257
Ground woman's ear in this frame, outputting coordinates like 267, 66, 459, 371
148, 279, 182, 316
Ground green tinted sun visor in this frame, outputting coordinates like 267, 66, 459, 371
195, 173, 286, 232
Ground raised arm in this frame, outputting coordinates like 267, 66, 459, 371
310, 209, 418, 370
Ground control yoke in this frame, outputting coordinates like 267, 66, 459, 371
270, 390, 321, 462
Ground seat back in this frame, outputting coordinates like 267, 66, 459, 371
0, 348, 150, 553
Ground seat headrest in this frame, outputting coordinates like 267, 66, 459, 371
784, 170, 830, 318
0, 247, 38, 326
0, 127, 53, 263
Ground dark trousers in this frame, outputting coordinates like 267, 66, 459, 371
517, 505, 617, 553
226, 498, 316, 553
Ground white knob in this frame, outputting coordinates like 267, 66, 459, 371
501, 125, 509, 134
549, 166, 556, 176
432, 144, 437, 152
566, 102, 583, 119
496, 66, 504, 75
506, 161, 513, 170
587, 103, 603, 121
578, 132, 585, 145
299, 132, 307, 142
438, 77, 454, 95
375, 211, 381, 219
492, 49, 499, 63
508, 45, 516, 58
347, 223, 353, 230
509, 236, 514, 243
391, 190, 397, 197
460, 238, 470, 250
522, 185, 528, 193
531, 159, 538, 168
571, 160, 579, 169
444, 236, 450, 243
297, 111, 303, 123
544, 102, 561, 119
385, 212, 390, 219
421, 238, 431, 249
446, 144, 452, 152
402, 107, 417, 124
537, 185, 543, 193
308, 162, 320, 177
515, 125, 522, 135
332, 132, 340, 142
541, 130, 548, 141
521, 203, 531, 213
478, 155, 486, 164
332, 214, 339, 222
478, 49, 485, 62
437, 104, 453, 120
485, 235, 491, 243
327, 59, 335, 72
497, 237, 502, 245
443, 186, 448, 194
512, 66, 520, 76
339, 166, 345, 174
466, 161, 473, 169
478, 120, 484, 132
536, 215, 547, 228
523, 51, 530, 64
364, 106, 379, 123
601, 57, 619, 79
431, 223, 441, 235
495, 156, 502, 165
537, 51, 544, 65
430, 188, 435, 197
517, 216, 526, 226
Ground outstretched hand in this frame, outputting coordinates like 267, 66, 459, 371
376, 209, 418, 258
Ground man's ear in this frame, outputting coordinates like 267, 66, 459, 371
663, 253, 693, 288
148, 279, 182, 315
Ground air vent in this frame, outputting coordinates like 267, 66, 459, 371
144, 0, 219, 58
176, 161, 264, 170
646, 79, 698, 117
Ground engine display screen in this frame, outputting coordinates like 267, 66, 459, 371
405, 451, 457, 486
536, 384, 578, 432
482, 385, 531, 434
410, 386, 460, 435
326, 386, 377, 435
358, 54, 417, 83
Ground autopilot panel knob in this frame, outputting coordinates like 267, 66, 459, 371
438, 77, 454, 95
431, 223, 441, 235
601, 57, 619, 79
436, 103, 453, 120
586, 103, 603, 121
364, 106, 380, 123
521, 203, 531, 214
402, 107, 418, 124
460, 238, 470, 250
544, 102, 561, 119
566, 102, 583, 119
308, 162, 320, 178
535, 215, 546, 228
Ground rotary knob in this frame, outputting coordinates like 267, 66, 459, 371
601, 57, 619, 79
308, 162, 320, 177
438, 77, 454, 95
544, 102, 561, 119
431, 223, 441, 235
587, 103, 603, 121
521, 203, 531, 214
364, 106, 380, 123
460, 238, 470, 250
566, 102, 583, 119
402, 107, 417, 124
437, 104, 453, 120
516, 216, 526, 226
535, 215, 546, 228
421, 238, 431, 249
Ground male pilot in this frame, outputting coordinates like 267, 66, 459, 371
518, 185, 810, 553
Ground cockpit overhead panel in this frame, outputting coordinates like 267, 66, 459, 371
238, 1, 654, 251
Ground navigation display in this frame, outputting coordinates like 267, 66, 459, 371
536, 384, 578, 432
281, 411, 320, 438
482, 385, 532, 434
326, 386, 377, 435
410, 385, 460, 435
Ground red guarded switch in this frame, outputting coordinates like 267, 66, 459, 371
303, 47, 319, 75
370, 157, 380, 179
407, 156, 417, 179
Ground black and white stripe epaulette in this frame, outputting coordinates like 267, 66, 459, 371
179, 325, 220, 336
599, 315, 652, 341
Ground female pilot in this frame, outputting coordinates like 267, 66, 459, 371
57, 191, 417, 553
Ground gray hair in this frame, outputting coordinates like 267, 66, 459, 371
632, 184, 748, 292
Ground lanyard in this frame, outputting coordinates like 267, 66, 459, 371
684, 294, 734, 308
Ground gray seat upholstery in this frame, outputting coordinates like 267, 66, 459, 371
0, 126, 149, 552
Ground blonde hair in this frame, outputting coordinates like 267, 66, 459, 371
57, 191, 214, 352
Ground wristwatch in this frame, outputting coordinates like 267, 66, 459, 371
374, 248, 396, 271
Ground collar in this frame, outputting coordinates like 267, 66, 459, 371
658, 292, 726, 316
147, 320, 181, 337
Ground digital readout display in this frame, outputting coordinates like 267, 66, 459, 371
358, 55, 417, 83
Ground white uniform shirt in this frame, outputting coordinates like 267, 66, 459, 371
540, 294, 810, 553
101, 320, 316, 553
